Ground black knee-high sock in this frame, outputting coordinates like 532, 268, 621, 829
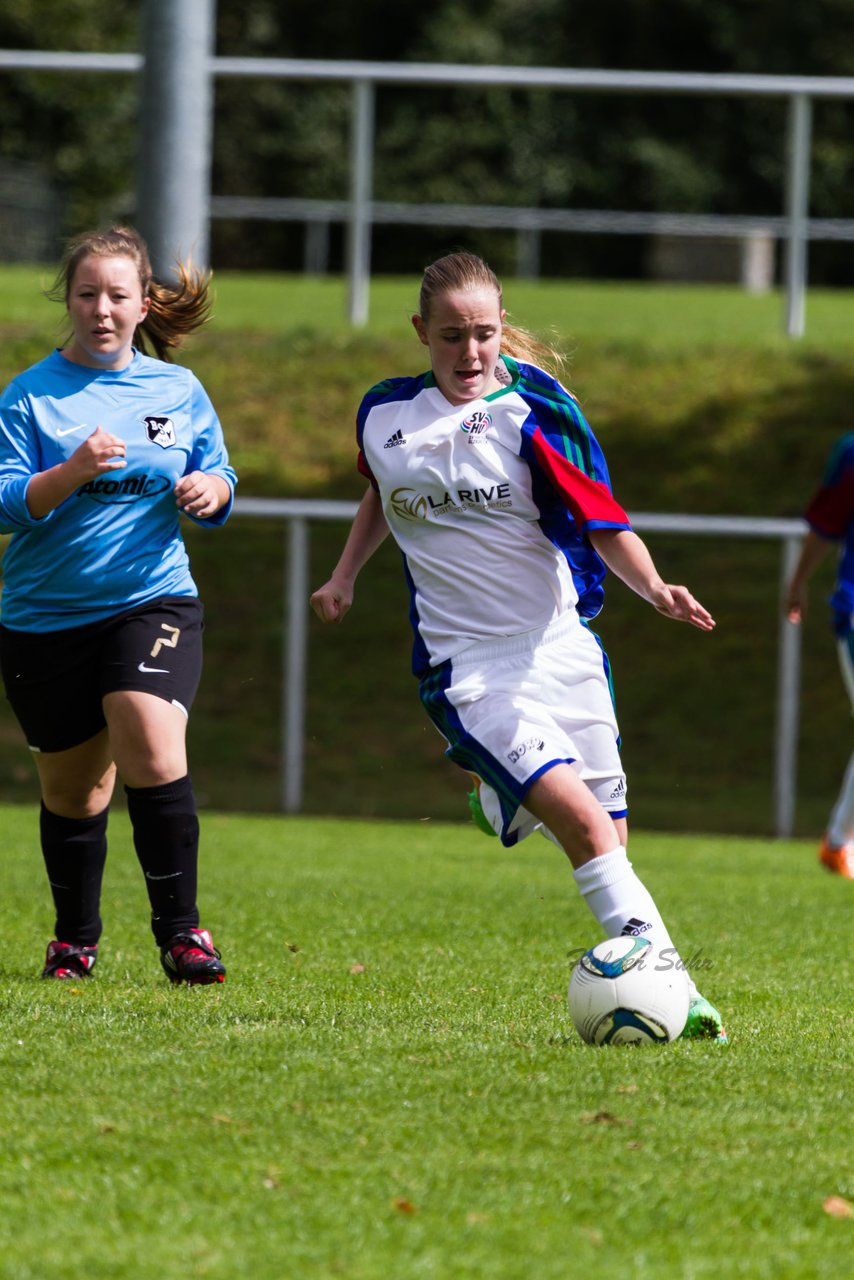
124, 775, 200, 945
39, 803, 109, 947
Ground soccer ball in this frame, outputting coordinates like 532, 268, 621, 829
568, 936, 690, 1045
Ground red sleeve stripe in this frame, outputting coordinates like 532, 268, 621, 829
531, 426, 630, 528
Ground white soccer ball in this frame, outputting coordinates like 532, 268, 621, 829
568, 936, 690, 1045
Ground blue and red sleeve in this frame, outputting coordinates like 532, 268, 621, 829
805, 436, 854, 539
530, 426, 630, 531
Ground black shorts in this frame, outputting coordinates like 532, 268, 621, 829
0, 596, 204, 753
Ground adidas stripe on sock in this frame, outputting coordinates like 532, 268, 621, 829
572, 846, 699, 998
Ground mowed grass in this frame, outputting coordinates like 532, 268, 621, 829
0, 803, 850, 1280
6, 260, 854, 349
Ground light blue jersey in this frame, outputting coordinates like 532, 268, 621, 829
0, 349, 237, 632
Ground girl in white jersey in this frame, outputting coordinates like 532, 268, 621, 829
0, 226, 236, 985
311, 250, 726, 1041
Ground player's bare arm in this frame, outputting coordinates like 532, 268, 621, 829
174, 470, 231, 518
589, 528, 716, 631
785, 529, 833, 624
311, 485, 389, 624
25, 425, 126, 519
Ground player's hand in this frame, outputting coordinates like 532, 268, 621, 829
67, 425, 126, 481
174, 471, 229, 518
785, 587, 806, 624
310, 579, 353, 624
652, 584, 716, 631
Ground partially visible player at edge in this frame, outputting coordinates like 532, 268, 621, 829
0, 225, 236, 983
311, 250, 727, 1041
786, 432, 854, 878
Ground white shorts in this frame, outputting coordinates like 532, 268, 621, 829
418, 609, 626, 846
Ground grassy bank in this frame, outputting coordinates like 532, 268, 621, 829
0, 270, 851, 835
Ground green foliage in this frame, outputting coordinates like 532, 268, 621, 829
0, 2, 140, 234
5, 4, 854, 273
0, 808, 850, 1278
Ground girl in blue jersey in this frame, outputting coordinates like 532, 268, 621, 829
786, 434, 854, 878
0, 226, 236, 984
312, 250, 726, 1040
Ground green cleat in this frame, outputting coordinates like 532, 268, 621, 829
467, 776, 498, 837
681, 995, 728, 1043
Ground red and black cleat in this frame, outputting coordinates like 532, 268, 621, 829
160, 928, 225, 986
41, 940, 98, 979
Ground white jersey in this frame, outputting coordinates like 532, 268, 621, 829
357, 356, 630, 674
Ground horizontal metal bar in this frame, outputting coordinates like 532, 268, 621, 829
0, 50, 142, 72
235, 496, 360, 521
233, 497, 806, 541
629, 513, 805, 539
4, 50, 854, 100
211, 196, 854, 243
210, 59, 854, 99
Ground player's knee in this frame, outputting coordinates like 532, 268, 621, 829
41, 785, 112, 820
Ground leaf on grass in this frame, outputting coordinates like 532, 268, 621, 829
286, 942, 300, 953
581, 1110, 630, 1126
392, 1197, 417, 1214
823, 1195, 854, 1219
212, 1113, 233, 1125
616, 1084, 639, 1094
350, 963, 366, 974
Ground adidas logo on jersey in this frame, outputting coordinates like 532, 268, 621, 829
384, 429, 406, 449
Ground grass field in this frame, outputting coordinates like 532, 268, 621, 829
0, 804, 851, 1279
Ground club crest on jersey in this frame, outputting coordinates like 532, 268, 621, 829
460, 410, 491, 442
144, 415, 176, 448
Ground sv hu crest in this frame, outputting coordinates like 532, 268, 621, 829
144, 415, 176, 448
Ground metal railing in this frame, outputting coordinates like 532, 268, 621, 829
4, 50, 854, 332
232, 497, 806, 837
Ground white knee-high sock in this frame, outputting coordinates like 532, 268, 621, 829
827, 751, 854, 847
572, 846, 698, 998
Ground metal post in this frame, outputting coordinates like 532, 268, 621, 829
783, 93, 812, 339
136, 0, 216, 277
516, 228, 542, 279
774, 534, 805, 836
346, 79, 375, 326
304, 219, 330, 274
282, 516, 309, 812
